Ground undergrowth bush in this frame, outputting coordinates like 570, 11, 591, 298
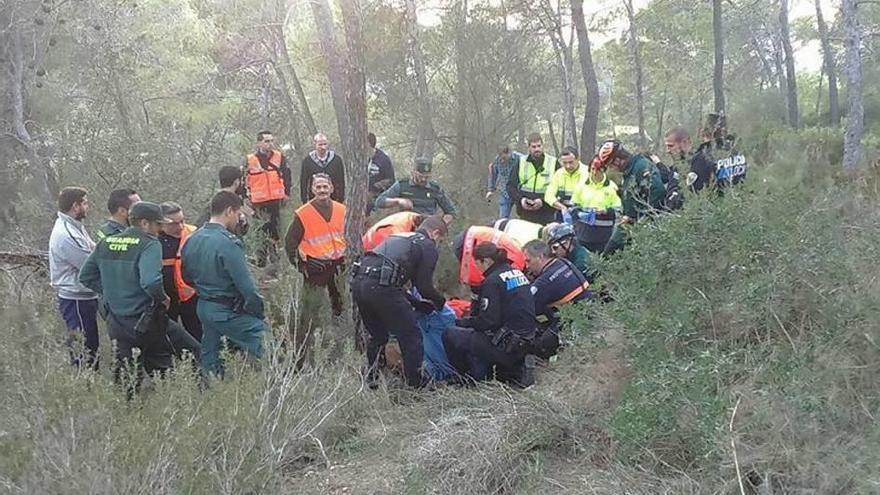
592, 166, 880, 489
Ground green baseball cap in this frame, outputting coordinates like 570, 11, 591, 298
129, 201, 172, 224
414, 157, 432, 174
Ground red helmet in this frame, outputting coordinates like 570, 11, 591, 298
597, 140, 621, 165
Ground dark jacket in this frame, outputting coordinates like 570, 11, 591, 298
369, 148, 395, 193
690, 143, 717, 193
301, 150, 345, 204
374, 178, 456, 216
459, 260, 535, 335
80, 227, 166, 318
530, 258, 589, 326
365, 231, 445, 309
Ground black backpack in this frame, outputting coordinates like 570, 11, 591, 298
642, 154, 684, 211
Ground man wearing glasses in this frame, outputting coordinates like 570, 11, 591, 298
159, 202, 202, 341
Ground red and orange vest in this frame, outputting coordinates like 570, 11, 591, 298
362, 212, 420, 252
459, 226, 525, 286
296, 201, 346, 260
162, 224, 197, 302
246, 150, 287, 204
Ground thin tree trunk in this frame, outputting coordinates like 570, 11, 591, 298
269, 1, 317, 142
655, 89, 667, 148
454, 0, 468, 173
712, 0, 726, 113
309, 0, 352, 142
539, 0, 576, 148
815, 64, 824, 120
9, 25, 55, 212
405, 0, 436, 159
779, 0, 799, 129
270, 57, 304, 152
772, 33, 787, 107
546, 116, 560, 157
842, 0, 863, 172
624, 0, 646, 147
571, 0, 600, 156
815, 0, 840, 126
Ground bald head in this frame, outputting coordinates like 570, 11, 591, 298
313, 133, 329, 157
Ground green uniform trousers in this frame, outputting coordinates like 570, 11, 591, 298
197, 300, 266, 376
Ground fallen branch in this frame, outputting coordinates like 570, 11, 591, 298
0, 251, 49, 269
729, 396, 745, 495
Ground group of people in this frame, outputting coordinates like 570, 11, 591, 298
47, 114, 746, 392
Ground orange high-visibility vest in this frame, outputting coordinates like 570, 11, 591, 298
246, 150, 287, 204
296, 200, 346, 260
362, 212, 421, 251
161, 224, 197, 302
459, 226, 525, 286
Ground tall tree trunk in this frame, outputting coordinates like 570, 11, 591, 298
841, 0, 863, 172
269, 0, 317, 146
454, 0, 468, 174
309, 0, 352, 142
623, 0, 646, 148
338, 0, 370, 254
815, 0, 840, 126
405, 0, 436, 159
8, 24, 55, 213
571, 0, 600, 156
779, 0, 799, 129
772, 33, 787, 107
712, 0, 726, 113
539, 0, 576, 148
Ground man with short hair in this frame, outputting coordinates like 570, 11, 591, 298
545, 223, 592, 282
486, 145, 522, 219
182, 192, 267, 376
545, 146, 588, 221
665, 126, 714, 194
159, 202, 202, 341
522, 239, 589, 359
97, 188, 140, 241
80, 202, 201, 391
245, 130, 291, 266
506, 133, 558, 225
596, 139, 665, 224
49, 187, 100, 368
195, 166, 253, 235
367, 132, 395, 213
694, 113, 748, 192
284, 173, 347, 365
301, 133, 346, 204
374, 157, 456, 224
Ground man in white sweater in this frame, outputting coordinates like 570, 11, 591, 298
49, 187, 100, 367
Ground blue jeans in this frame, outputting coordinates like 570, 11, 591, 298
57, 297, 99, 368
497, 195, 513, 219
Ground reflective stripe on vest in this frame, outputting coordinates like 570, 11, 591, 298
296, 201, 346, 260
518, 154, 555, 194
552, 164, 588, 201
246, 150, 287, 204
459, 226, 525, 286
550, 281, 590, 308
572, 173, 621, 211
496, 218, 542, 246
362, 212, 419, 252
173, 224, 197, 302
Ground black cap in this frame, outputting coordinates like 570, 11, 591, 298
129, 201, 172, 224
414, 157, 432, 174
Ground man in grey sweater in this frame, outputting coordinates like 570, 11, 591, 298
49, 187, 100, 367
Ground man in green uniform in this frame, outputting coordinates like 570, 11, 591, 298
181, 191, 267, 377
374, 157, 456, 224
80, 202, 200, 390
96, 188, 141, 241
597, 140, 666, 253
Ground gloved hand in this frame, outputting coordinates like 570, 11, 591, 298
562, 209, 573, 224
411, 298, 436, 314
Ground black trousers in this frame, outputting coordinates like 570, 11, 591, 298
442, 327, 526, 381
108, 313, 201, 387
351, 277, 423, 387
254, 200, 282, 266
168, 296, 203, 341
515, 203, 557, 225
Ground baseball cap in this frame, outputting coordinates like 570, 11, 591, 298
129, 201, 172, 224
414, 157, 432, 174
